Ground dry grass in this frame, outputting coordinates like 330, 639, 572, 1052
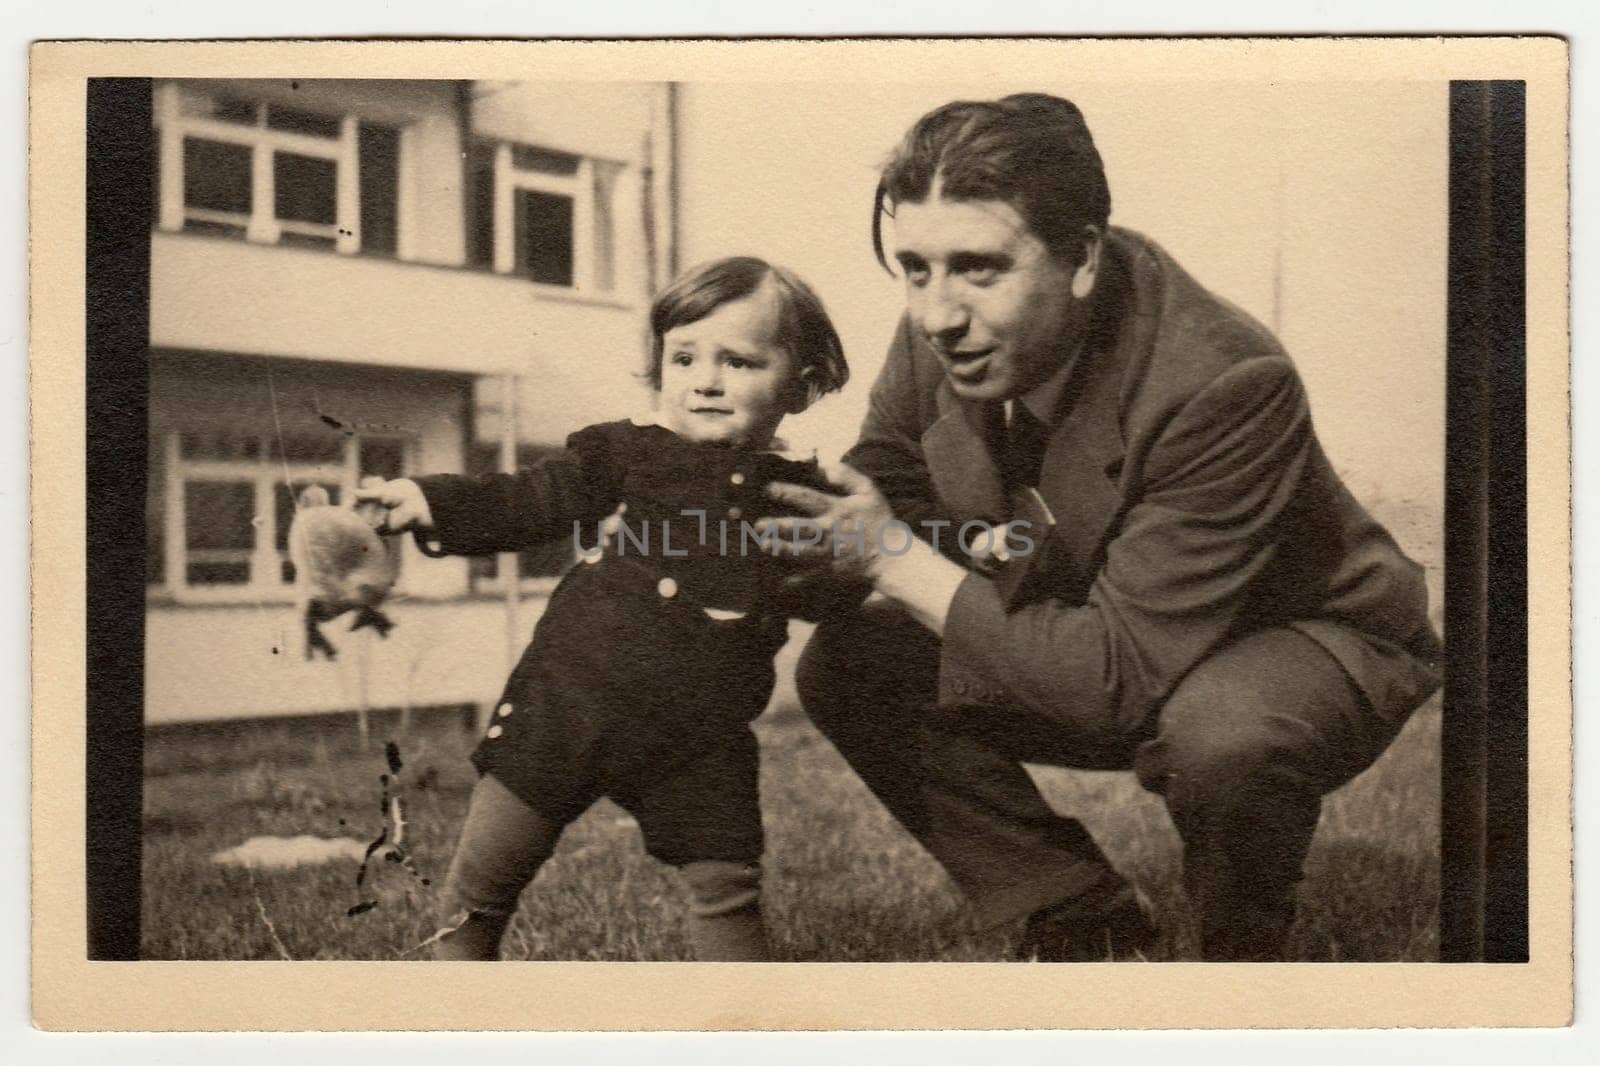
140, 695, 1438, 962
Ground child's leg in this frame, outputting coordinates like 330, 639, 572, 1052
632, 726, 771, 961
678, 859, 768, 961
433, 773, 561, 960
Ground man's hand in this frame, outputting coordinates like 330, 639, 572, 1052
763, 461, 968, 635
354, 478, 434, 535
759, 461, 903, 581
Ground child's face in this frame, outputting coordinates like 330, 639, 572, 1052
658, 282, 798, 447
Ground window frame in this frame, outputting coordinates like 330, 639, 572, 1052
154, 83, 362, 255
484, 140, 618, 295
154, 429, 413, 604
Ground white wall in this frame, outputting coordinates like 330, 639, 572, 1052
676, 81, 1447, 516
145, 598, 543, 725
151, 231, 645, 384
472, 80, 653, 164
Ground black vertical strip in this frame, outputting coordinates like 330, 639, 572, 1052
1442, 78, 1491, 966
1441, 80, 1529, 964
1482, 81, 1529, 964
85, 78, 151, 960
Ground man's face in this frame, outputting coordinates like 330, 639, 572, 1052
892, 195, 1085, 402
657, 281, 797, 447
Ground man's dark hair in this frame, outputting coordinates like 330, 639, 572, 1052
873, 93, 1111, 271
647, 255, 849, 407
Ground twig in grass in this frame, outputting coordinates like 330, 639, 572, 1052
251, 880, 294, 961
347, 741, 433, 919
400, 909, 475, 958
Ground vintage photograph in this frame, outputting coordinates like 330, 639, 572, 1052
31, 38, 1571, 1031
135, 72, 1447, 963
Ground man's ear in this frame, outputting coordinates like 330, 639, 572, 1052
1071, 228, 1102, 300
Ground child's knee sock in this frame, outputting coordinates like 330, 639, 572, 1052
433, 775, 560, 960
680, 860, 768, 961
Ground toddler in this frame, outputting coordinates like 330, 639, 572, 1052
363, 256, 851, 961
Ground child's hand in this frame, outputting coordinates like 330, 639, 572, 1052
354, 478, 434, 534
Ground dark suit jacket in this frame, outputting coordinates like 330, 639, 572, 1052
847, 227, 1443, 737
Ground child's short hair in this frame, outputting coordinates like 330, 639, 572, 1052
647, 256, 849, 408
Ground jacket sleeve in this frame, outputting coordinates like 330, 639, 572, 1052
411, 424, 625, 556
842, 318, 948, 538
940, 356, 1314, 735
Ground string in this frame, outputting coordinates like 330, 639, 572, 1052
265, 365, 297, 509
263, 365, 299, 662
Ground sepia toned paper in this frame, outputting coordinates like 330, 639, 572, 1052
29, 36, 1571, 1031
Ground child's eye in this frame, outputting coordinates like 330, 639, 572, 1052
670, 352, 693, 367
727, 357, 754, 370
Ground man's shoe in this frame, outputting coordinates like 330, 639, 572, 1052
1197, 895, 1295, 961
1017, 881, 1157, 962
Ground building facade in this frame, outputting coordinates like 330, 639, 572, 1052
145, 78, 676, 724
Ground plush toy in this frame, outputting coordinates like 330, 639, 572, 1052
287, 477, 401, 660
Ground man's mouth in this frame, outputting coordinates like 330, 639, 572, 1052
941, 349, 992, 382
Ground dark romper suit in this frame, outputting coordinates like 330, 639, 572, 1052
417, 419, 833, 869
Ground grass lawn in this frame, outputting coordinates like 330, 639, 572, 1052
141, 693, 1438, 962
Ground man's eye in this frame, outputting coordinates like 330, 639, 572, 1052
903, 265, 930, 286
960, 265, 1000, 284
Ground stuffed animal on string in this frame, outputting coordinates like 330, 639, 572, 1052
287, 477, 401, 660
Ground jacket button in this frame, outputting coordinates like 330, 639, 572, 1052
496, 703, 513, 719
657, 577, 678, 599
485, 725, 504, 739
729, 472, 746, 486
726, 506, 742, 520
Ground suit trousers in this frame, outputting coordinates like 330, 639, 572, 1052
795, 600, 1407, 960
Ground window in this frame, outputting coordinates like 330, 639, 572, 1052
465, 442, 576, 589
515, 189, 575, 286
465, 139, 620, 292
150, 427, 411, 600
153, 83, 400, 257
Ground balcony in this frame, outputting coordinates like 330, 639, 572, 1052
151, 229, 643, 379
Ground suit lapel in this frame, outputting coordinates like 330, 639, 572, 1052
1034, 348, 1126, 597
918, 355, 1127, 570
921, 391, 1008, 524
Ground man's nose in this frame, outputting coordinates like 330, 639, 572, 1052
920, 278, 970, 343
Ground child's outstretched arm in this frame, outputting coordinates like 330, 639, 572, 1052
355, 423, 627, 558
